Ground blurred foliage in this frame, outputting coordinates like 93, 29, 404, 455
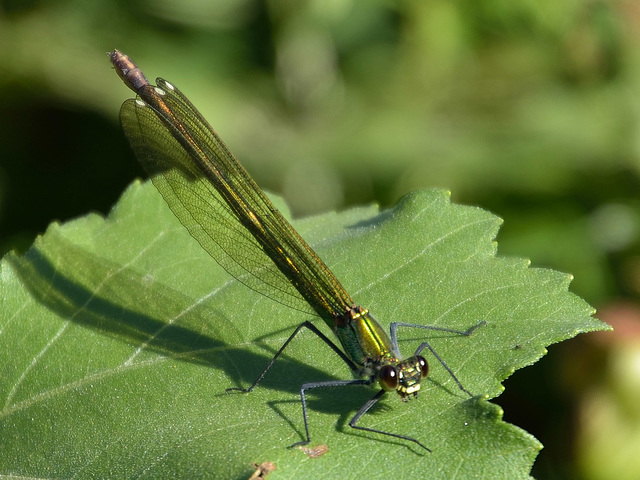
576, 304, 640, 480
0, 0, 638, 478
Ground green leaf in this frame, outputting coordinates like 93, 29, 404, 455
1, 181, 607, 479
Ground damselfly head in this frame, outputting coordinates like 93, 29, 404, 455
378, 355, 429, 399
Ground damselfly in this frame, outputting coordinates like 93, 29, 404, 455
109, 49, 484, 451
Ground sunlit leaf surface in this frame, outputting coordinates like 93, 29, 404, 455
0, 181, 606, 478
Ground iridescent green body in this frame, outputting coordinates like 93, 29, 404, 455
335, 308, 395, 366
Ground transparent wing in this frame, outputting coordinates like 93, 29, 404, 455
119, 78, 353, 319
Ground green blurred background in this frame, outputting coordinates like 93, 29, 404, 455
1, 0, 639, 478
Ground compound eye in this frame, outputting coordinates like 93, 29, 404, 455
416, 356, 429, 379
379, 365, 398, 391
